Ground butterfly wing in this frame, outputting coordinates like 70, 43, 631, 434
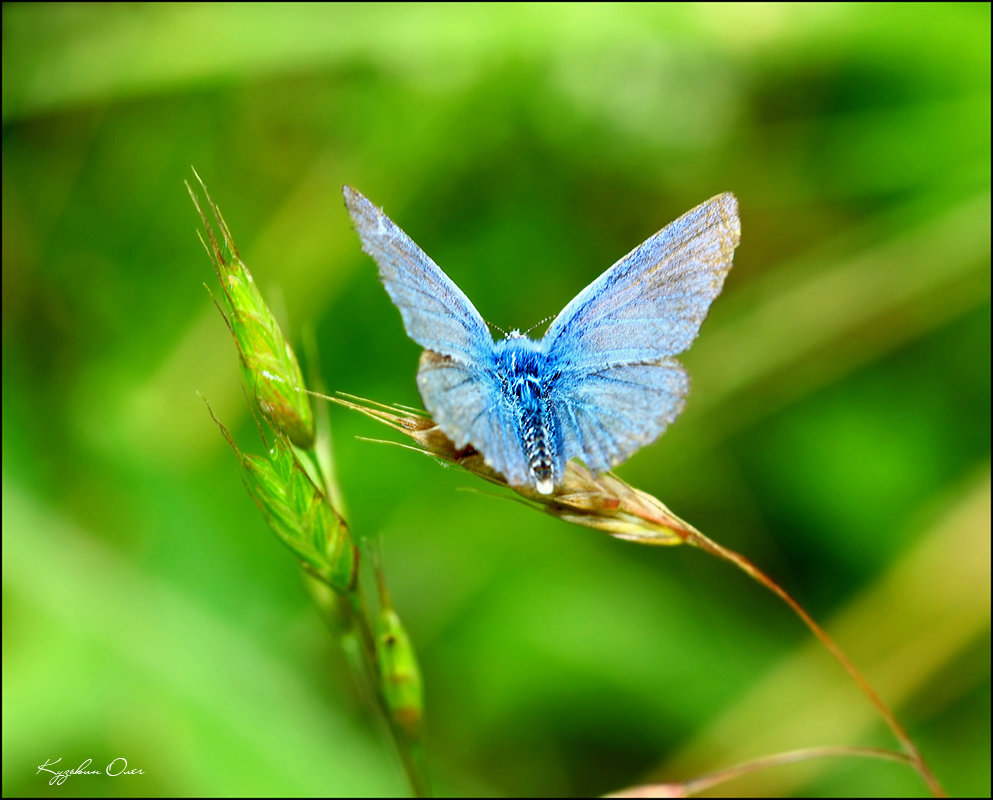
549, 359, 690, 476
344, 186, 492, 361
543, 193, 740, 474
343, 186, 530, 485
417, 350, 531, 486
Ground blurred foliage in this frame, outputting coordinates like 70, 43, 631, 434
2, 4, 989, 797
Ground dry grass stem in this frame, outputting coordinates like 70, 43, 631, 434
331, 392, 946, 798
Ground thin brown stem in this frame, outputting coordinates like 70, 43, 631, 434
609, 745, 913, 797
677, 527, 946, 797
682, 745, 911, 796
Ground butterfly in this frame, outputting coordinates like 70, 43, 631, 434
344, 187, 740, 495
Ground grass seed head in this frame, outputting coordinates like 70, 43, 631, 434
189, 170, 315, 448
211, 407, 357, 594
376, 604, 424, 740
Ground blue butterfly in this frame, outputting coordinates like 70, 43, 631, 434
344, 187, 740, 495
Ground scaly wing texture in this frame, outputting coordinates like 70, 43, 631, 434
343, 186, 492, 362
551, 359, 689, 475
544, 193, 740, 368
544, 194, 740, 473
417, 351, 530, 486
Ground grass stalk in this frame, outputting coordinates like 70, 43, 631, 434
191, 173, 430, 797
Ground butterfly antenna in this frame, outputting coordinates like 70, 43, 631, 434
486, 320, 509, 338
523, 315, 556, 337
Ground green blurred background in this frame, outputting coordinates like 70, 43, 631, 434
3, 4, 989, 797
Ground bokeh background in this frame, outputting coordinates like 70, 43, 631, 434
3, 4, 989, 797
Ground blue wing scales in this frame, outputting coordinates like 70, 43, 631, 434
343, 186, 492, 362
544, 193, 739, 369
417, 351, 530, 485
553, 360, 689, 475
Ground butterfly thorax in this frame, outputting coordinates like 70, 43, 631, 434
493, 336, 559, 494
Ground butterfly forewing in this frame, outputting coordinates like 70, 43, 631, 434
343, 187, 493, 362
543, 193, 740, 368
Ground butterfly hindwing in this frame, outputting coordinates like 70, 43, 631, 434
550, 358, 689, 475
417, 350, 530, 486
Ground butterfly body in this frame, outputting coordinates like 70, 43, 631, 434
345, 186, 740, 494
417, 332, 562, 493
494, 333, 560, 493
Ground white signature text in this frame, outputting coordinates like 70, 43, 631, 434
36, 757, 144, 786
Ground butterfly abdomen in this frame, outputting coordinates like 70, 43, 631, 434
494, 337, 559, 494
518, 392, 555, 493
